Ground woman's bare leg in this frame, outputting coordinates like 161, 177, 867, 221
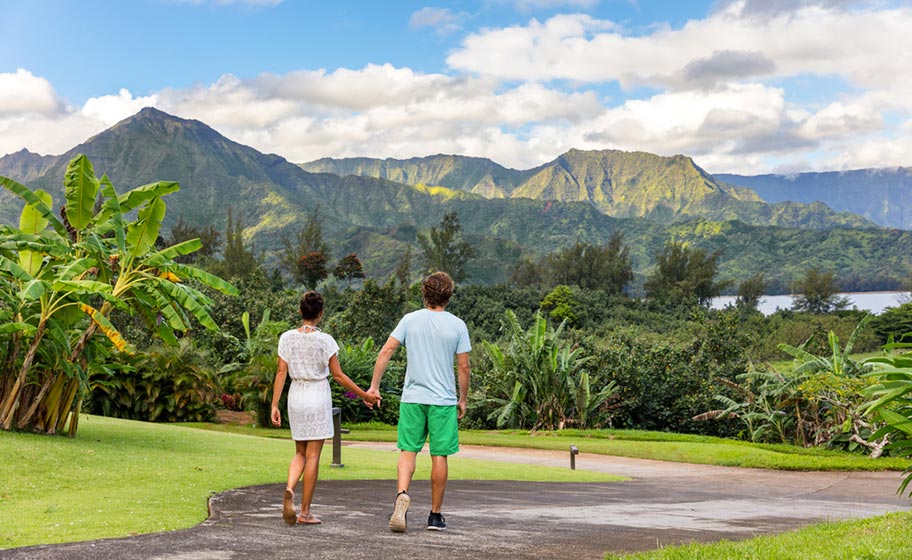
299, 439, 325, 522
287, 440, 306, 490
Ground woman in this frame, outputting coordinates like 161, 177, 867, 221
271, 291, 379, 525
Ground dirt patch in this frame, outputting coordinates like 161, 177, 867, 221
215, 409, 255, 425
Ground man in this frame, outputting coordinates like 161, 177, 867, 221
368, 271, 471, 533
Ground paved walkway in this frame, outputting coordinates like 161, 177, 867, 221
3, 443, 909, 560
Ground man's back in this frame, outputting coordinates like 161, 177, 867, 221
392, 308, 471, 405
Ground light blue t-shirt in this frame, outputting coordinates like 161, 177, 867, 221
391, 308, 471, 405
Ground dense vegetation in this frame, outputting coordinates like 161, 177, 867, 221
0, 156, 235, 435
2, 144, 912, 501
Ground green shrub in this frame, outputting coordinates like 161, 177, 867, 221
870, 302, 912, 344
333, 338, 403, 425
87, 340, 217, 422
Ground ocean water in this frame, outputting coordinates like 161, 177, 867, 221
710, 292, 911, 316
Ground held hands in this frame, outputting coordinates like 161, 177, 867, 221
270, 405, 282, 427
362, 388, 382, 409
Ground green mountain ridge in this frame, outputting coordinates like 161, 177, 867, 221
1, 108, 909, 290
717, 169, 912, 229
300, 150, 873, 229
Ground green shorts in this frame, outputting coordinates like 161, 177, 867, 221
397, 402, 459, 456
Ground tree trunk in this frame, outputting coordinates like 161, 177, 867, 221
15, 374, 54, 429
0, 322, 46, 430
849, 433, 890, 459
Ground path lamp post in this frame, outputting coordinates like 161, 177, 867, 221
330, 407, 349, 467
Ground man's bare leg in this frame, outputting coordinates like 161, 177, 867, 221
430, 455, 447, 512
390, 451, 416, 532
398, 451, 417, 492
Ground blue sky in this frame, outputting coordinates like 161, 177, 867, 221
1, 0, 910, 174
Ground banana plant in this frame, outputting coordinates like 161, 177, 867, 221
477, 310, 609, 430
0, 155, 238, 436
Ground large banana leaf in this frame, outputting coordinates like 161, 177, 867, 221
126, 197, 166, 259
0, 232, 69, 259
0, 322, 38, 336
77, 303, 130, 353
155, 262, 239, 296
0, 255, 34, 283
64, 155, 99, 230
18, 278, 47, 301
0, 176, 67, 236
53, 257, 95, 281
119, 181, 180, 212
18, 189, 53, 276
51, 279, 114, 298
154, 279, 218, 331
144, 239, 204, 265
95, 174, 127, 255
137, 284, 190, 332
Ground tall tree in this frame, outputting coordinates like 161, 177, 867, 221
298, 251, 328, 290
792, 267, 849, 314
736, 272, 767, 311
417, 211, 475, 282
644, 240, 729, 306
509, 256, 546, 288
281, 208, 329, 285
394, 245, 413, 287
168, 215, 221, 263
545, 233, 633, 293
215, 207, 259, 281
333, 253, 365, 287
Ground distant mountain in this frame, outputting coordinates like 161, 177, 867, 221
716, 168, 912, 229
2, 108, 910, 289
302, 150, 873, 229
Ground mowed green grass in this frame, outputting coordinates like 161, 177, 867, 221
0, 415, 621, 549
605, 512, 912, 560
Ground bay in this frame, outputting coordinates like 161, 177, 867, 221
711, 291, 911, 316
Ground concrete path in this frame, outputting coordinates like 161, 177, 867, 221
3, 443, 909, 560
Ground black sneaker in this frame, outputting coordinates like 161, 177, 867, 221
427, 512, 447, 531
389, 491, 410, 533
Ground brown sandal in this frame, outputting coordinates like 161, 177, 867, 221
297, 513, 322, 525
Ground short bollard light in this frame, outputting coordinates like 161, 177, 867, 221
569, 445, 579, 470
331, 407, 350, 468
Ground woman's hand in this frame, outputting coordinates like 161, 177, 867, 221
362, 390, 382, 409
270, 405, 281, 426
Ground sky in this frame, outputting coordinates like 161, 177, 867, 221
1, 0, 911, 174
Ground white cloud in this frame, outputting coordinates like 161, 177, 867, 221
0, 69, 64, 116
3, 0, 912, 178
447, 6, 912, 104
409, 7, 467, 35
81, 89, 159, 125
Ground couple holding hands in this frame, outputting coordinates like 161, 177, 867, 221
270, 272, 471, 532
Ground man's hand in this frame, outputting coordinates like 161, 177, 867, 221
362, 389, 382, 409
457, 399, 466, 419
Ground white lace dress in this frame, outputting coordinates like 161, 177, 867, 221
277, 329, 340, 441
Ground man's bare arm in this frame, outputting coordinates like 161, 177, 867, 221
456, 352, 470, 419
369, 336, 401, 395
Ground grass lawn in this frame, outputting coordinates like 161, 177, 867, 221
605, 512, 912, 560
0, 415, 621, 550
187, 421, 912, 472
